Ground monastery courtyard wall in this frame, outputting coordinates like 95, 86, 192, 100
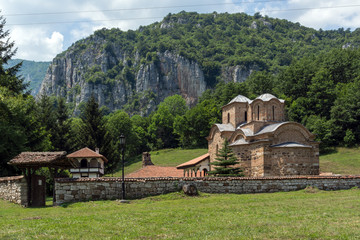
54, 176, 360, 205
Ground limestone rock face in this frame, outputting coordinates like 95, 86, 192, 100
38, 36, 254, 116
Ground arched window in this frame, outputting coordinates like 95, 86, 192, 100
244, 111, 247, 122
216, 144, 219, 155
272, 106, 275, 120
80, 159, 88, 168
257, 105, 260, 120
227, 113, 230, 123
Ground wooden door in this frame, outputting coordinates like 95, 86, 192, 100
31, 175, 46, 207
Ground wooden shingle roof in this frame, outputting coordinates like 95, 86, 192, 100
8, 151, 71, 168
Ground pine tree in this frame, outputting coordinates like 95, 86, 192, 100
77, 95, 113, 172
0, 14, 28, 94
209, 139, 243, 177
52, 97, 70, 151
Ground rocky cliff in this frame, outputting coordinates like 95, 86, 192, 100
39, 37, 253, 116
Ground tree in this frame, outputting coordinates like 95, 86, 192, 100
0, 14, 50, 176
79, 95, 108, 149
52, 97, 71, 151
105, 110, 133, 172
0, 14, 27, 94
76, 95, 112, 172
208, 139, 243, 176
148, 95, 187, 149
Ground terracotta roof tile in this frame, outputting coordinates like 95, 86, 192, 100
125, 166, 183, 178
67, 147, 108, 162
176, 153, 209, 169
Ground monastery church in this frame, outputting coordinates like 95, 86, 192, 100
132, 93, 320, 178
206, 93, 320, 177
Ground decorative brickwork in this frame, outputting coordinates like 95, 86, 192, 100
0, 176, 28, 206
54, 176, 360, 204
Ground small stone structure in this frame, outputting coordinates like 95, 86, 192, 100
0, 176, 28, 206
142, 152, 154, 167
54, 176, 360, 204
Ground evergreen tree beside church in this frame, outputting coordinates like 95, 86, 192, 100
209, 139, 244, 177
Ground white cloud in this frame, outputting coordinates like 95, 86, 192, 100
10, 27, 63, 61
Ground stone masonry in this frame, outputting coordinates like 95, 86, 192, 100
55, 176, 360, 204
0, 176, 28, 206
207, 94, 319, 177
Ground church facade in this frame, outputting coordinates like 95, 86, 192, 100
207, 94, 320, 177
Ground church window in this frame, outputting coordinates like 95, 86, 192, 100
272, 106, 275, 120
257, 105, 260, 120
245, 111, 247, 122
227, 113, 230, 123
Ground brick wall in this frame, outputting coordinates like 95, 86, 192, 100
55, 176, 360, 204
0, 176, 28, 206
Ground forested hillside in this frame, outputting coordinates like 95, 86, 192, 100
39, 11, 360, 115
6, 59, 50, 95
2, 11, 360, 177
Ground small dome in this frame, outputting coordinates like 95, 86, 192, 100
256, 93, 285, 103
228, 95, 251, 104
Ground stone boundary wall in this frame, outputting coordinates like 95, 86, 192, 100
55, 175, 360, 204
0, 176, 28, 206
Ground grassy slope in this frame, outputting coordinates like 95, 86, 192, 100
110, 148, 208, 177
320, 147, 360, 175
115, 147, 360, 177
1, 189, 359, 239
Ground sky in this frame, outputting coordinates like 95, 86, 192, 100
1, 0, 360, 62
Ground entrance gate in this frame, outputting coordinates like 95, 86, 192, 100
31, 175, 46, 207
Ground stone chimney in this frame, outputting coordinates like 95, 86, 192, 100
142, 152, 154, 167
95, 148, 99, 154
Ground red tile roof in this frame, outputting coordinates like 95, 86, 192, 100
67, 147, 108, 162
176, 153, 209, 169
126, 165, 183, 178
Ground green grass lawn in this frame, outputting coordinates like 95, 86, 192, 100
110, 148, 208, 177
320, 147, 360, 175
1, 188, 359, 239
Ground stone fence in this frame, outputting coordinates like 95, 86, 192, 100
0, 176, 28, 206
55, 175, 360, 204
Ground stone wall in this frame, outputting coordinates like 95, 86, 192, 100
0, 176, 28, 206
55, 176, 360, 204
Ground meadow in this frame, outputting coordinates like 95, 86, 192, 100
1, 147, 360, 239
109, 147, 360, 177
1, 188, 359, 239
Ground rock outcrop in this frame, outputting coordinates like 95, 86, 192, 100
39, 38, 254, 116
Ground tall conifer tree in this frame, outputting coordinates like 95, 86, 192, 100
209, 139, 243, 176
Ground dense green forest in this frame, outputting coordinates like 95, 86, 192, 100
2, 11, 360, 178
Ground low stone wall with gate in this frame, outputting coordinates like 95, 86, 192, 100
0, 176, 28, 206
55, 175, 360, 204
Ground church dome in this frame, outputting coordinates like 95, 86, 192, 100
228, 95, 251, 104
256, 93, 285, 103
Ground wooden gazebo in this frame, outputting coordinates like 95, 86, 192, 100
8, 152, 72, 206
